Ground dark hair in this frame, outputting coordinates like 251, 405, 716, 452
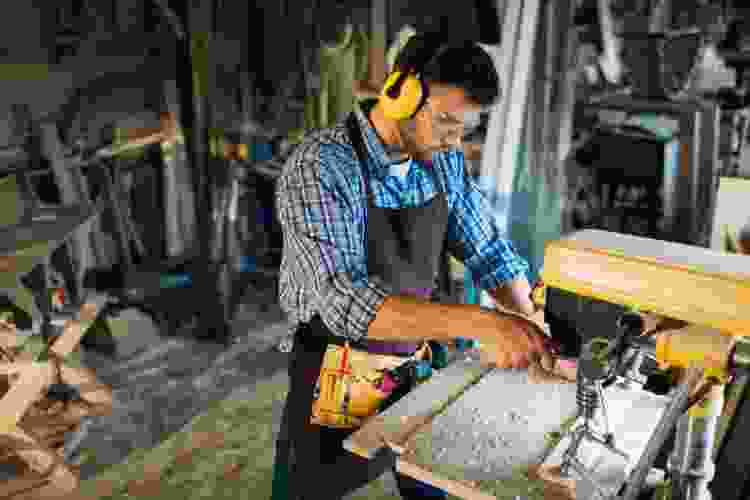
393, 33, 500, 107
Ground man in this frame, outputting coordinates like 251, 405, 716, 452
273, 33, 552, 499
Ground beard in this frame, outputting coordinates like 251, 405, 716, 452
396, 120, 439, 158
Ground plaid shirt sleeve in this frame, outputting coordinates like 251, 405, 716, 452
443, 155, 530, 291
275, 140, 388, 343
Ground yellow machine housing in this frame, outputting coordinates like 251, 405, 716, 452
541, 230, 750, 337
541, 230, 750, 377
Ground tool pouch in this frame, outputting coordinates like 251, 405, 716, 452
310, 342, 432, 429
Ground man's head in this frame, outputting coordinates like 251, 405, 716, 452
376, 35, 500, 159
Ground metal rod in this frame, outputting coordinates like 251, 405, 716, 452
0, 145, 26, 159
677, 383, 724, 500
63, 416, 93, 462
180, 0, 229, 339
151, 0, 186, 40
98, 159, 134, 272
621, 367, 704, 500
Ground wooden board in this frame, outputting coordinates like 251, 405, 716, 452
0, 203, 98, 258
0, 295, 109, 432
394, 368, 580, 500
0, 427, 78, 499
542, 229, 750, 336
346, 345, 672, 500
0, 362, 55, 432
345, 355, 583, 500
49, 294, 107, 358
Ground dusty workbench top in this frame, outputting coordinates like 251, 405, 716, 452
0, 203, 99, 259
345, 350, 669, 500
344, 352, 578, 499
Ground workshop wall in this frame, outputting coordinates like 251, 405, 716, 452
0, 1, 64, 147
387, 0, 485, 44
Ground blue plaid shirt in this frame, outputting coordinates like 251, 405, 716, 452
275, 99, 529, 342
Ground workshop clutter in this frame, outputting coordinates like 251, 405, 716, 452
0, 301, 113, 499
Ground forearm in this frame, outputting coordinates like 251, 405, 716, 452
368, 295, 498, 343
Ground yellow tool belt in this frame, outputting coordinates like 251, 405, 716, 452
311, 341, 431, 429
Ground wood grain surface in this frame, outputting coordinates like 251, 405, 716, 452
543, 229, 750, 336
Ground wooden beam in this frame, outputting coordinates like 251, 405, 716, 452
0, 362, 55, 433
396, 460, 497, 500
542, 229, 750, 336
49, 294, 107, 359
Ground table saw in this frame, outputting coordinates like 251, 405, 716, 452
344, 229, 750, 500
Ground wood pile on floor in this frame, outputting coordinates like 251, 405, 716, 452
0, 298, 112, 499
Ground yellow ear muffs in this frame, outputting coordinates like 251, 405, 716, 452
379, 70, 425, 121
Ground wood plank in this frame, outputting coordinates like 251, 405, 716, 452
347, 353, 584, 499
0, 362, 55, 432
396, 367, 579, 499
0, 323, 19, 350
49, 294, 108, 358
396, 460, 496, 500
0, 427, 57, 478
543, 230, 750, 336
356, 365, 667, 499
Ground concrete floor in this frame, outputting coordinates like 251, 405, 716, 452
70, 272, 404, 498
74, 273, 294, 480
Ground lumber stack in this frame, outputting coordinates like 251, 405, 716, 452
0, 298, 112, 499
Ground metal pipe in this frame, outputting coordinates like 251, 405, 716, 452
0, 145, 26, 159
669, 413, 691, 500
621, 367, 704, 500
97, 159, 133, 272
679, 384, 724, 500
63, 416, 93, 462
178, 0, 229, 340
151, 0, 186, 41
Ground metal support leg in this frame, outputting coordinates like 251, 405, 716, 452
622, 368, 704, 500
174, 0, 228, 341
671, 384, 724, 500
669, 410, 690, 499
98, 161, 134, 273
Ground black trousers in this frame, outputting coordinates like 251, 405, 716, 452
273, 320, 446, 499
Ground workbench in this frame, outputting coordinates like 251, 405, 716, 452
344, 350, 669, 500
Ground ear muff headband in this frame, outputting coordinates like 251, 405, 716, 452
380, 40, 451, 121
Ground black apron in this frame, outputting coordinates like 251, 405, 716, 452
272, 113, 450, 500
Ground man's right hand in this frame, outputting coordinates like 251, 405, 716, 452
478, 311, 550, 369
